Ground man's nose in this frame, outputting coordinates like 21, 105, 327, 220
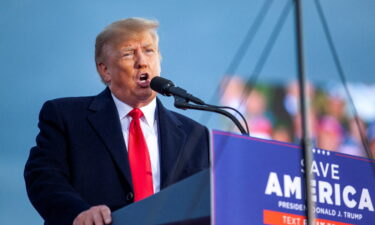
135, 51, 147, 69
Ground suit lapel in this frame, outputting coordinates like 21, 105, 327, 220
86, 92, 187, 190
87, 88, 133, 189
157, 99, 187, 188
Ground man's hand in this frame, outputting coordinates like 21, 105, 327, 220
73, 205, 112, 225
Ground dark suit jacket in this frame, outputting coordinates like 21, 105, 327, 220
24, 88, 210, 225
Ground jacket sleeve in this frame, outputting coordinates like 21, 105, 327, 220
24, 100, 90, 225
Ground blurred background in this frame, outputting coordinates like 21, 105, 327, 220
1, 0, 374, 224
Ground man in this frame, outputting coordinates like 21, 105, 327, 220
24, 18, 209, 225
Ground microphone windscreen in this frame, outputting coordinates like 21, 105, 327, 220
150, 76, 174, 96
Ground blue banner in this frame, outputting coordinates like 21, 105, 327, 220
211, 130, 375, 225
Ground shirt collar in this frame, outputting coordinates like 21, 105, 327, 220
111, 93, 157, 126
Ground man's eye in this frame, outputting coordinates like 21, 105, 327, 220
123, 52, 133, 57
145, 49, 155, 54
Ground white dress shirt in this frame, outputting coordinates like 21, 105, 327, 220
111, 94, 160, 193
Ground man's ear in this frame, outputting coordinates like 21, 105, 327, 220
97, 62, 111, 84
158, 50, 162, 63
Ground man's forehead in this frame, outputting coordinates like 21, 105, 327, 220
120, 42, 156, 50
111, 32, 157, 49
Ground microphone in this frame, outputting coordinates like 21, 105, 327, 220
151, 76, 249, 135
150, 76, 205, 105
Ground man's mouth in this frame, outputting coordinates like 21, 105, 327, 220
137, 73, 150, 88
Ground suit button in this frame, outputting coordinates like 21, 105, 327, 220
126, 192, 134, 202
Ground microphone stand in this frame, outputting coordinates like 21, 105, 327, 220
173, 96, 249, 136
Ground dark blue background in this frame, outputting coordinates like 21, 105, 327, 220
212, 130, 375, 224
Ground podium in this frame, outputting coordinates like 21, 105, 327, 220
112, 169, 210, 225
112, 130, 375, 225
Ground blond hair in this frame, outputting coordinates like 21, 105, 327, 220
95, 17, 159, 64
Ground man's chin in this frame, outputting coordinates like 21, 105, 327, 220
135, 92, 156, 106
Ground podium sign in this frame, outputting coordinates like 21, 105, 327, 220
211, 130, 375, 225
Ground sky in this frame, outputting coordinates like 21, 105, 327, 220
0, 0, 374, 224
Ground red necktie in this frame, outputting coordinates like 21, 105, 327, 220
128, 108, 154, 201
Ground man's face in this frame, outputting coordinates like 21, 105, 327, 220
98, 31, 161, 108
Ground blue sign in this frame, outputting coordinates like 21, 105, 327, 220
211, 130, 375, 225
